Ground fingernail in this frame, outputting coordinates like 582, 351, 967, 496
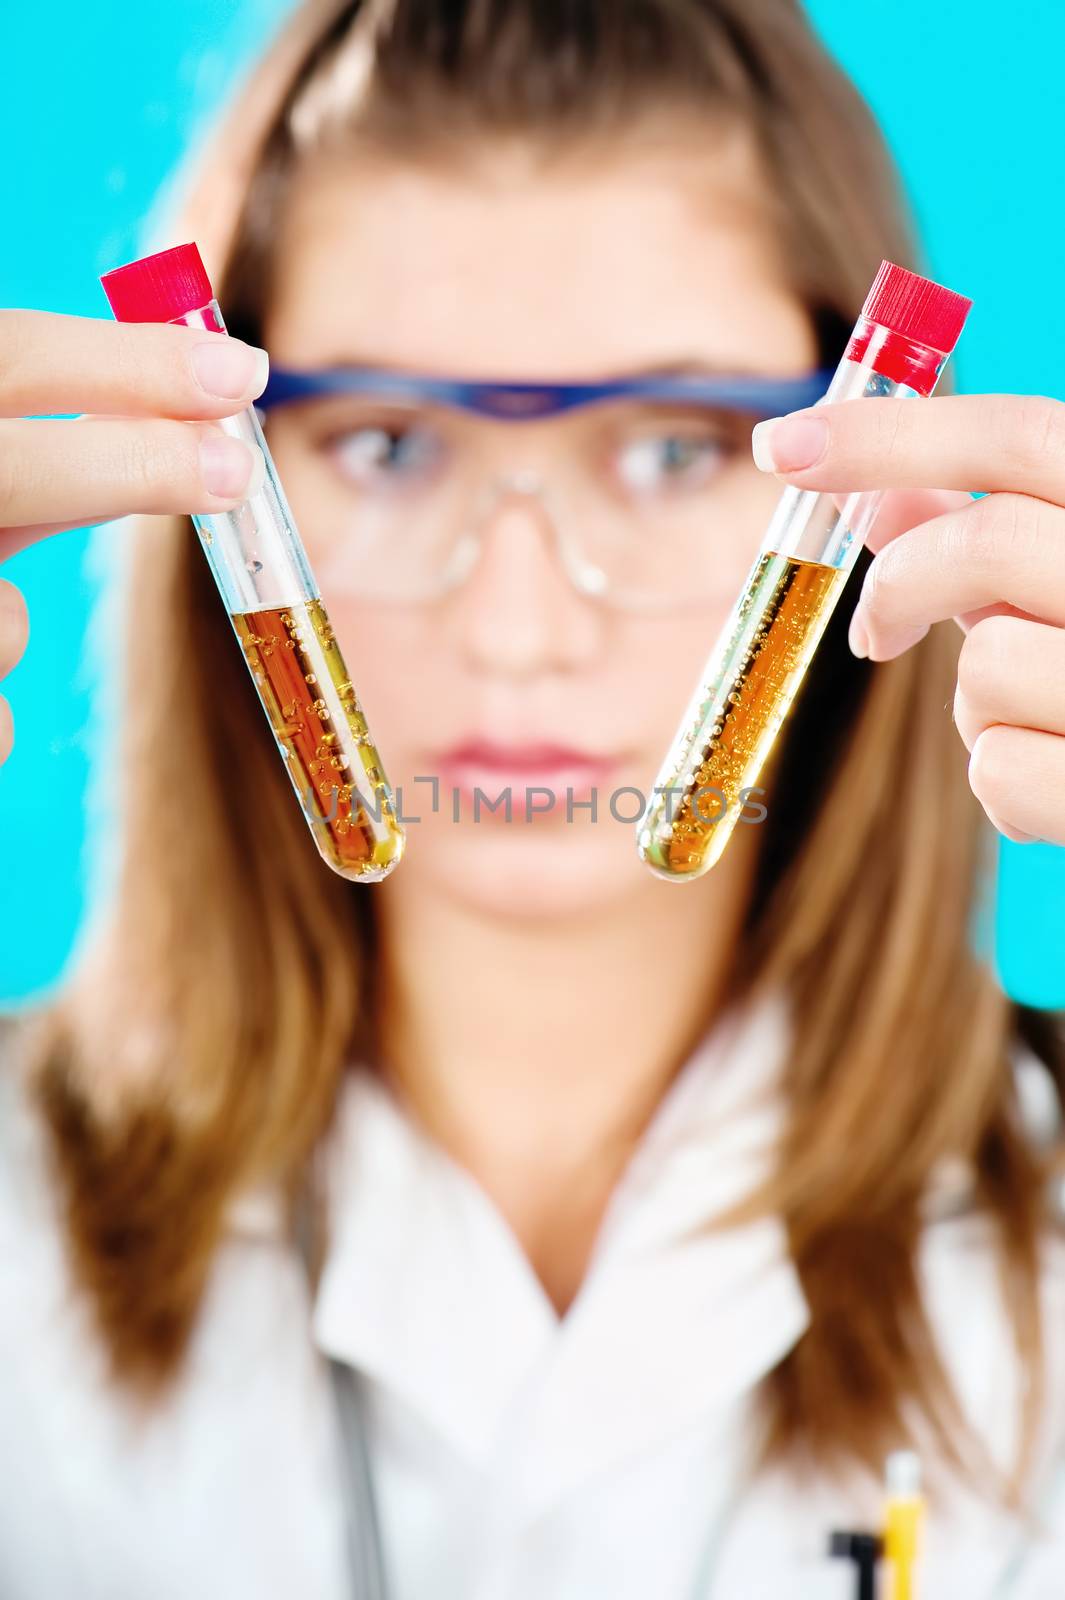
848, 607, 869, 659
751, 413, 829, 473
199, 436, 266, 500
190, 340, 270, 401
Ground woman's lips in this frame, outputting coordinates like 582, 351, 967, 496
429, 740, 620, 813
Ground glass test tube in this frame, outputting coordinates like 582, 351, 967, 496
100, 243, 405, 883
637, 259, 972, 882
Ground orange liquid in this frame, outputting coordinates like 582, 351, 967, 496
640, 553, 848, 879
232, 600, 404, 881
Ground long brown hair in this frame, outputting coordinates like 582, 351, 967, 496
20, 0, 1065, 1499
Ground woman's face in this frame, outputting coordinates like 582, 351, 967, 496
263, 126, 817, 918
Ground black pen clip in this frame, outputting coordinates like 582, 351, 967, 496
828, 1529, 884, 1600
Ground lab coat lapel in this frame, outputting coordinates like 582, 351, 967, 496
312, 1066, 559, 1461
311, 986, 809, 1496
502, 987, 809, 1512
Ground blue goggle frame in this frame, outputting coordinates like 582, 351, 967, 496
257, 364, 835, 421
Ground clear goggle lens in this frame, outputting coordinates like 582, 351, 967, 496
262, 393, 768, 611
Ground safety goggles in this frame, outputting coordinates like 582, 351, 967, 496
257, 364, 834, 612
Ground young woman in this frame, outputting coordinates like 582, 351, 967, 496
2, 1, 1064, 1594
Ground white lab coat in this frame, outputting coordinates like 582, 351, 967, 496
1, 989, 1064, 1599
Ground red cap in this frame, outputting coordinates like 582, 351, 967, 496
100, 242, 214, 324
861, 260, 971, 355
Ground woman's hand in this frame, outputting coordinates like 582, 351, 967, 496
751, 393, 1065, 846
0, 309, 269, 765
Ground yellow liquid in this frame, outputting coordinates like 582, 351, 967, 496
639, 552, 849, 880
232, 600, 404, 882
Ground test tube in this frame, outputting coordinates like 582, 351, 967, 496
100, 243, 405, 883
637, 260, 972, 881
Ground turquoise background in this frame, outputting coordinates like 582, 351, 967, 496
0, 1, 1062, 1007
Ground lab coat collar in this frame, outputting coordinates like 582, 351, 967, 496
310, 986, 810, 1503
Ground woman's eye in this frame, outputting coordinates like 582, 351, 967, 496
327, 423, 445, 487
614, 431, 730, 495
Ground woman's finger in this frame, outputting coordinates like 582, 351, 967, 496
967, 722, 1065, 847
846, 491, 1065, 660
0, 524, 94, 562
829, 487, 976, 641
0, 416, 264, 538
952, 615, 1065, 752
0, 695, 12, 767
0, 578, 29, 680
0, 578, 28, 768
754, 392, 1065, 504
0, 310, 268, 421
863, 487, 972, 555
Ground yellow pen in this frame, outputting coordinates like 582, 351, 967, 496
882, 1451, 925, 1600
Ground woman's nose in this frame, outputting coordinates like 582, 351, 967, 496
446, 489, 602, 677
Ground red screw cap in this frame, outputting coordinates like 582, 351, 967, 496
100, 242, 214, 325
862, 260, 972, 355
